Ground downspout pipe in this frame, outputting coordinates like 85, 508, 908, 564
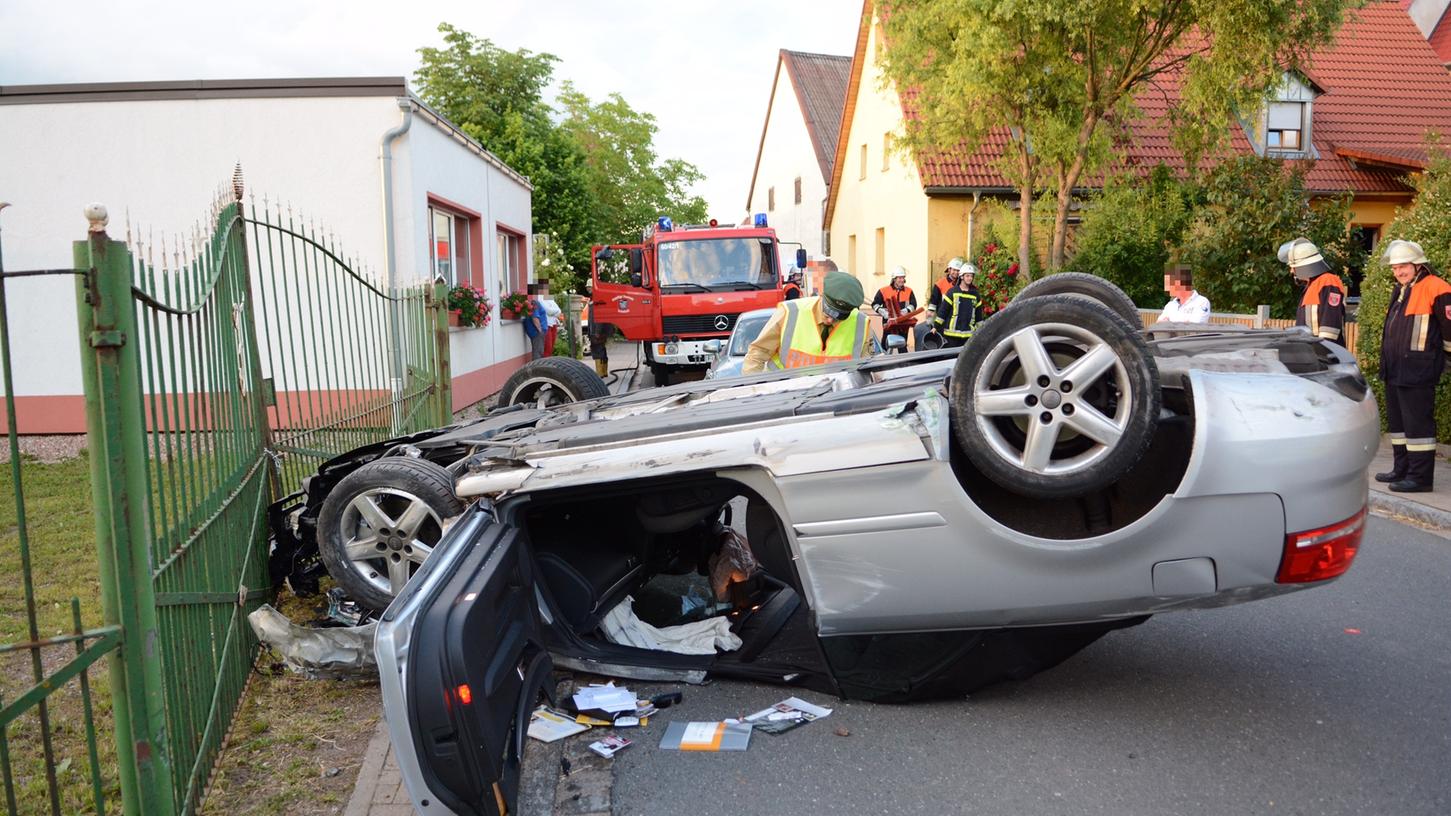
966, 190, 983, 264
380, 98, 413, 427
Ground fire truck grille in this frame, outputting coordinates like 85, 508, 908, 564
662, 313, 740, 335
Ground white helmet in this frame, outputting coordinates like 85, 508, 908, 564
946, 257, 966, 271
1382, 239, 1428, 266
787, 267, 804, 283
960, 263, 978, 278
1278, 238, 1328, 280
891, 265, 908, 282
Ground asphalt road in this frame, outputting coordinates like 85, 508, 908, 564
605, 517, 1451, 816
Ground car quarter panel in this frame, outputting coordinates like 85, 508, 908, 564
1176, 369, 1377, 533
777, 458, 1290, 634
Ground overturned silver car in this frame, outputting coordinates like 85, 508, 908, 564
271, 276, 1377, 815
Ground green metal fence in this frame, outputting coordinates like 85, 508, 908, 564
0, 172, 453, 814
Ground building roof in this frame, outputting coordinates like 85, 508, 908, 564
841, 1, 1451, 205
0, 76, 533, 190
1429, 5, 1451, 63
745, 50, 851, 209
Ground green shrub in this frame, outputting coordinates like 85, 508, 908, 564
1069, 165, 1197, 308
972, 225, 1027, 315
1355, 154, 1451, 437
1182, 156, 1356, 318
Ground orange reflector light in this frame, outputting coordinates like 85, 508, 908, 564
1276, 507, 1365, 584
456, 684, 473, 705
655, 344, 668, 355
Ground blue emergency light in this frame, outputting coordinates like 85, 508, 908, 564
657, 216, 674, 232
753, 213, 768, 227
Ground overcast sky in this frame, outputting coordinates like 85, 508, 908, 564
0, 0, 861, 220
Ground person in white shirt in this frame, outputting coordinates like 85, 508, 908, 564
538, 280, 564, 356
1157, 266, 1210, 324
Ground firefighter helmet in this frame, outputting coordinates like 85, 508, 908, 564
891, 265, 908, 283
1279, 238, 1329, 280
1382, 239, 1429, 267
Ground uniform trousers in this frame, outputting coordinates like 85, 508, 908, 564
1384, 384, 1438, 485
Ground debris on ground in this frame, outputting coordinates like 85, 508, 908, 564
742, 696, 834, 736
587, 735, 633, 758
323, 587, 374, 627
246, 604, 376, 679
834, 727, 851, 737
601, 596, 743, 655
659, 720, 752, 751
528, 707, 590, 743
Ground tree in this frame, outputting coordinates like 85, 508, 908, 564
1181, 155, 1356, 318
413, 24, 710, 289
556, 83, 708, 246
880, 0, 1354, 277
1070, 165, 1197, 307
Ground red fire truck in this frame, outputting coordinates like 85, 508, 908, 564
589, 215, 805, 385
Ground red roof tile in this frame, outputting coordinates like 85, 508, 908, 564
910, 2, 1451, 196
782, 50, 852, 182
1428, 6, 1451, 64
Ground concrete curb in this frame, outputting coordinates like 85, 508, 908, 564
342, 720, 392, 816
1368, 490, 1451, 532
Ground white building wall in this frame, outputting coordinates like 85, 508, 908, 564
747, 62, 829, 263
0, 90, 533, 430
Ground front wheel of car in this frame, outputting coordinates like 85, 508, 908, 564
498, 358, 610, 409
1011, 271, 1142, 328
317, 457, 465, 612
949, 294, 1160, 499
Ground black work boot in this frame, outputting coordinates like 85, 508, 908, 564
1389, 479, 1433, 493
1375, 470, 1406, 483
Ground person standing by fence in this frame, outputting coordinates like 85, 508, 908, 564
1156, 265, 1211, 324
1376, 239, 1451, 493
524, 283, 547, 360
1280, 238, 1346, 343
538, 280, 562, 356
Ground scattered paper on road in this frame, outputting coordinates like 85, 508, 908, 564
572, 682, 638, 713
743, 696, 833, 736
527, 707, 589, 743
659, 721, 752, 751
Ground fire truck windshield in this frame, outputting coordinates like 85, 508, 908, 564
657, 238, 777, 290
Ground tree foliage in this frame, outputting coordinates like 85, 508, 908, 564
1181, 156, 1357, 318
1356, 153, 1451, 437
1070, 165, 1197, 308
879, 0, 1355, 276
414, 23, 708, 291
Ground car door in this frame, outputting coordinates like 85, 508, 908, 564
399, 507, 553, 816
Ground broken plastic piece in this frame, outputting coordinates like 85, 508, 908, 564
601, 596, 742, 655
247, 604, 376, 679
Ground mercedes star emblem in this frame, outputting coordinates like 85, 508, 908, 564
713, 315, 730, 331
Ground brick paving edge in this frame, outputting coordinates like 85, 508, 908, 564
1368, 490, 1451, 534
343, 719, 393, 816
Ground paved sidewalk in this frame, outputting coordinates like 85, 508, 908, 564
1366, 435, 1451, 531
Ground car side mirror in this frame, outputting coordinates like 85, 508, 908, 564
628, 248, 643, 276
885, 334, 907, 351
630, 272, 643, 288
704, 339, 723, 354
795, 248, 808, 269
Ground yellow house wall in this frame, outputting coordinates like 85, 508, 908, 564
827, 11, 931, 298
1345, 198, 1406, 233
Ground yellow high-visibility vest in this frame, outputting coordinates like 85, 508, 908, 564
772, 298, 870, 369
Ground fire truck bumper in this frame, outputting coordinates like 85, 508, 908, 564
648, 339, 722, 366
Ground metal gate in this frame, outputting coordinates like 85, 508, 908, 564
0, 172, 452, 814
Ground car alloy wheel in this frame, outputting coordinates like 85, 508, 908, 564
339, 487, 446, 595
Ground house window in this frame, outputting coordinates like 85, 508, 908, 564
882, 134, 892, 171
793, 177, 802, 205
430, 206, 474, 285
848, 234, 858, 275
497, 228, 525, 293
860, 144, 868, 180
768, 186, 776, 212
874, 228, 885, 276
1267, 101, 1305, 151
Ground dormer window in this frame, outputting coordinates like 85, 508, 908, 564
1266, 102, 1305, 151
1249, 71, 1324, 158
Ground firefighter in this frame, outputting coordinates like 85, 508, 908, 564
929, 257, 965, 318
1279, 238, 1347, 342
743, 270, 874, 373
1376, 239, 1451, 493
782, 268, 804, 300
931, 263, 982, 348
872, 266, 918, 352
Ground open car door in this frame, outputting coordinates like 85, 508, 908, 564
377, 505, 553, 816
590, 243, 658, 341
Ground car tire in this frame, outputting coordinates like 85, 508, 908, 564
1011, 272, 1142, 328
949, 294, 1159, 499
650, 363, 671, 387
498, 358, 609, 408
317, 457, 464, 611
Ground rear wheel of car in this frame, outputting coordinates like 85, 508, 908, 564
498, 357, 609, 409
949, 295, 1160, 499
1011, 272, 1142, 328
317, 457, 464, 611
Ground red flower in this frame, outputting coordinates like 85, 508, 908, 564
985, 243, 997, 253
1008, 263, 1019, 274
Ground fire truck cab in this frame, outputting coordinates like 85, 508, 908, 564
590, 215, 806, 385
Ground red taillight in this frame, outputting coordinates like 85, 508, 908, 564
456, 684, 473, 705
1276, 507, 1365, 584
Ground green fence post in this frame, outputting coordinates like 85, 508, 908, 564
432, 280, 452, 425
74, 206, 177, 816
